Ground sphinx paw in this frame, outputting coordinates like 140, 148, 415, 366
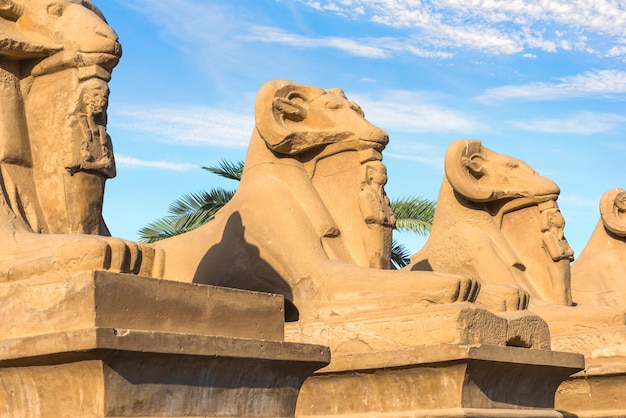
475, 283, 530, 312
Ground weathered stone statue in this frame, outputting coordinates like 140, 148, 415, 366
409, 139, 571, 310
154, 80, 480, 322
0, 0, 158, 280
571, 188, 626, 307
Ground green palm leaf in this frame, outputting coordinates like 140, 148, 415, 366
138, 217, 187, 243
391, 196, 436, 236
138, 188, 235, 242
202, 159, 244, 181
390, 239, 412, 269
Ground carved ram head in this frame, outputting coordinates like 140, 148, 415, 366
254, 80, 388, 157
445, 139, 560, 204
600, 188, 626, 238
0, 0, 120, 73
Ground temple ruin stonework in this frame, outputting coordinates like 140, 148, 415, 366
0, 1, 624, 418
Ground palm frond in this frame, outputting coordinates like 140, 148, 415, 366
391, 196, 436, 236
168, 189, 235, 216
202, 159, 244, 181
138, 188, 235, 242
138, 217, 187, 243
390, 239, 412, 269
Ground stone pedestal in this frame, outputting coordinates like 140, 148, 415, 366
0, 271, 330, 417
553, 327, 626, 417
286, 303, 583, 417
296, 345, 583, 417
557, 357, 626, 418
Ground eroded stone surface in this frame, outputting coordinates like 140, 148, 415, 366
0, 270, 286, 342
409, 139, 571, 311
296, 345, 583, 417
0, 328, 330, 418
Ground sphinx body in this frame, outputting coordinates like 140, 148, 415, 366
409, 139, 573, 311
154, 80, 479, 321
0, 0, 157, 280
571, 188, 626, 307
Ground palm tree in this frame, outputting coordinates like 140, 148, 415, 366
390, 196, 435, 268
138, 160, 243, 243
138, 160, 435, 268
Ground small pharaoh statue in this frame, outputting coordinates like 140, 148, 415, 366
66, 78, 116, 178
358, 160, 396, 268
539, 200, 575, 263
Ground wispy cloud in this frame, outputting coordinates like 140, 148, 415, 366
509, 111, 626, 134
385, 140, 444, 167
111, 106, 253, 148
115, 154, 198, 171
352, 90, 481, 133
475, 70, 626, 104
121, 0, 626, 67
244, 26, 388, 58
607, 45, 626, 57
296, 0, 626, 55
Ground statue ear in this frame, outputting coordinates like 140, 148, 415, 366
0, 0, 22, 21
273, 95, 307, 122
600, 188, 626, 237
462, 153, 484, 179
255, 80, 318, 155
445, 139, 495, 202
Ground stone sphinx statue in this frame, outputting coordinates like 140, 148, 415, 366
0, 0, 158, 280
409, 139, 573, 311
407, 139, 626, 338
154, 80, 479, 322
571, 188, 626, 307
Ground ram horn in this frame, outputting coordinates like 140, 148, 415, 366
255, 80, 322, 155
600, 188, 626, 237
444, 139, 496, 202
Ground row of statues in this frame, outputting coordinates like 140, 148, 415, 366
1, 0, 625, 337
1, 2, 624, 415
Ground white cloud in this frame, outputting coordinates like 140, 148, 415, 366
295, 0, 626, 55
475, 70, 626, 104
244, 26, 389, 58
111, 106, 253, 148
352, 90, 482, 133
607, 45, 626, 57
509, 111, 626, 134
115, 155, 198, 171
384, 141, 444, 167
123, 0, 626, 63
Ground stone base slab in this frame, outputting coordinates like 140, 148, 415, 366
556, 357, 626, 418
285, 303, 551, 363
1, 270, 286, 341
550, 325, 626, 358
0, 327, 330, 417
296, 344, 583, 418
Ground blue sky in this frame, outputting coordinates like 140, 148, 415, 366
92, 0, 625, 257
